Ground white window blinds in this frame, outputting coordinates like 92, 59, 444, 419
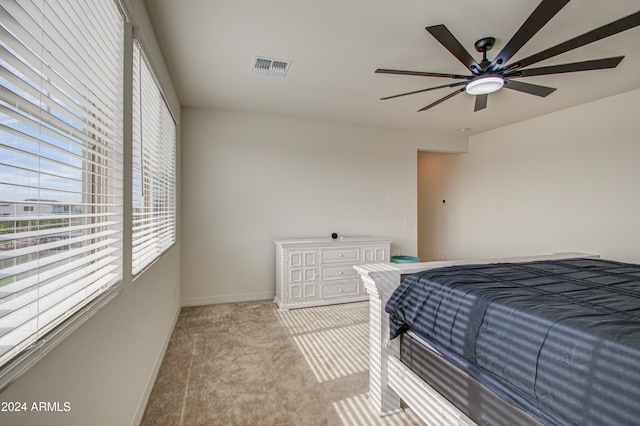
0, 0, 124, 374
132, 39, 176, 275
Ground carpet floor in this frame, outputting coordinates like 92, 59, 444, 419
141, 300, 422, 425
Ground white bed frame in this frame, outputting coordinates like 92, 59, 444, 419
354, 252, 598, 426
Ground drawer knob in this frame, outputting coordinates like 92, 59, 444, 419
339, 271, 343, 275
339, 254, 344, 257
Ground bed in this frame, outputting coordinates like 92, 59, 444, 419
354, 252, 640, 426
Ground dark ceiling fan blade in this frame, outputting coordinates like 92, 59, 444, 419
489, 0, 570, 71
511, 11, 640, 71
375, 68, 470, 79
509, 56, 624, 77
425, 25, 482, 74
380, 81, 467, 100
474, 94, 488, 112
504, 80, 556, 97
417, 88, 465, 112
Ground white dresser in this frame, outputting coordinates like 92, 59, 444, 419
274, 237, 392, 310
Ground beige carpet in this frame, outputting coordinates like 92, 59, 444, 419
141, 300, 422, 425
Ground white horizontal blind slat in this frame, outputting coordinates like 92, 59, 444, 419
0, 257, 120, 331
131, 40, 175, 276
0, 0, 124, 371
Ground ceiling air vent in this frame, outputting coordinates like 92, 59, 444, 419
251, 56, 291, 77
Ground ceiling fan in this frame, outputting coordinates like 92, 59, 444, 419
376, 0, 640, 112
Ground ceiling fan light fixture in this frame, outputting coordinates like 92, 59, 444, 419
465, 76, 504, 95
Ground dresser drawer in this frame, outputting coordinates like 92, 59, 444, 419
362, 245, 389, 263
321, 265, 359, 281
321, 247, 360, 264
320, 281, 360, 299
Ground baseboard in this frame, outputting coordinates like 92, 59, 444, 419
130, 302, 181, 426
181, 291, 276, 307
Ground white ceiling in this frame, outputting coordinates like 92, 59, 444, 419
144, 0, 640, 135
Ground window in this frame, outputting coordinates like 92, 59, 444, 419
131, 39, 176, 275
0, 0, 124, 380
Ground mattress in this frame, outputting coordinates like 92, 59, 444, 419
385, 258, 640, 426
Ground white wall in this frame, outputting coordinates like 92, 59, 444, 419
419, 89, 640, 264
0, 1, 182, 425
181, 109, 466, 305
